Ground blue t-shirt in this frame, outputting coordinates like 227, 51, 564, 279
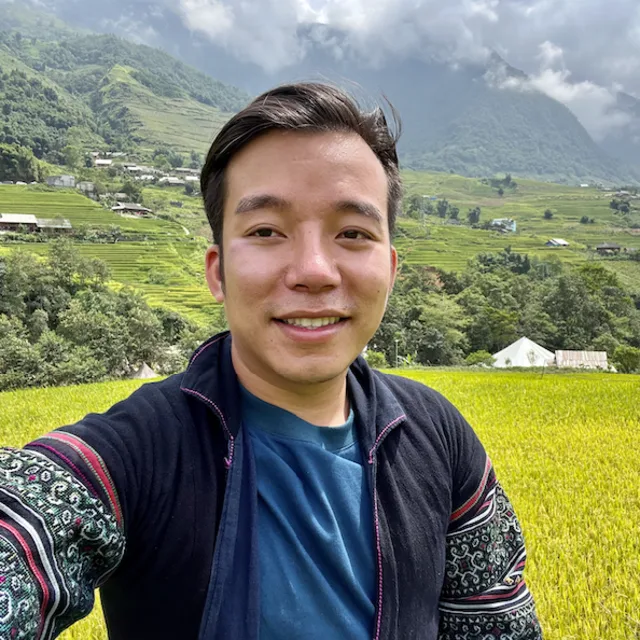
241, 387, 375, 639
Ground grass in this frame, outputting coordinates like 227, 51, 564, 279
3, 171, 640, 323
0, 186, 184, 237
100, 65, 231, 155
1, 370, 638, 639
401, 171, 640, 274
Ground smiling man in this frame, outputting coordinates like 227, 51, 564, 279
0, 83, 542, 640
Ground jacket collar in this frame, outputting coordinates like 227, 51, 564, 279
180, 331, 406, 456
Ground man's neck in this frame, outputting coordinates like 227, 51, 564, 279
231, 350, 350, 427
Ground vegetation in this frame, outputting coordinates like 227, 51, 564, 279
0, 15, 250, 162
0, 241, 224, 391
0, 369, 637, 639
372, 252, 640, 367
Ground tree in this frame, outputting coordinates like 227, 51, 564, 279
436, 199, 449, 218
120, 181, 143, 203
189, 150, 202, 169
62, 145, 82, 169
497, 187, 504, 197
544, 209, 554, 220
0, 144, 41, 182
448, 206, 460, 220
611, 345, 640, 373
467, 207, 481, 224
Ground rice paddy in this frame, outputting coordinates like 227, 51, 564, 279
0, 369, 638, 639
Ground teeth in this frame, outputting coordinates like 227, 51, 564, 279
284, 317, 342, 329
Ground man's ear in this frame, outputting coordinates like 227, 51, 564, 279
390, 245, 398, 289
205, 245, 225, 303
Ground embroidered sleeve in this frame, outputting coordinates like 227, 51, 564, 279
438, 457, 543, 639
0, 433, 125, 640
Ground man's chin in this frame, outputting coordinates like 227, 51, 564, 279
273, 361, 349, 387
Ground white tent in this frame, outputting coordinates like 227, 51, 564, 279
130, 363, 159, 379
492, 337, 555, 368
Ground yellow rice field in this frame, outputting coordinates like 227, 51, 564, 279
0, 370, 638, 639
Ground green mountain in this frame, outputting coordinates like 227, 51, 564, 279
0, 7, 250, 162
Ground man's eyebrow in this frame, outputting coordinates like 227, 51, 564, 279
234, 194, 289, 214
335, 200, 384, 224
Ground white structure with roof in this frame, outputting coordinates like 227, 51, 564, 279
555, 351, 610, 370
46, 175, 76, 188
546, 238, 570, 247
492, 337, 555, 368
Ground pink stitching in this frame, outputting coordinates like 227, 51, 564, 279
368, 415, 406, 463
372, 484, 383, 640
180, 387, 235, 467
189, 334, 226, 367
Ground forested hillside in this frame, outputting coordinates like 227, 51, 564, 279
0, 8, 250, 162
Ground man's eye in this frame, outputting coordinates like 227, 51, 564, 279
341, 229, 370, 240
251, 228, 278, 238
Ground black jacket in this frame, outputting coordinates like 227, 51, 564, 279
0, 332, 542, 639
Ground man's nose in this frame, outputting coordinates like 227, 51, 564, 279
284, 232, 341, 292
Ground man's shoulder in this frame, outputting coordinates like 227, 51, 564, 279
371, 370, 469, 431
85, 372, 196, 432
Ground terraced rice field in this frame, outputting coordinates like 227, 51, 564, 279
401, 171, 640, 273
4, 238, 218, 323
0, 370, 638, 639
0, 186, 184, 236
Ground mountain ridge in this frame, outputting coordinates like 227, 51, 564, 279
1, 3, 639, 184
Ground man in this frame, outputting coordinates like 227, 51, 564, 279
0, 83, 542, 639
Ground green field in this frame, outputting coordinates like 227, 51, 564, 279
401, 171, 640, 280
0, 186, 185, 237
3, 173, 640, 322
0, 186, 218, 322
99, 65, 232, 154
0, 369, 638, 639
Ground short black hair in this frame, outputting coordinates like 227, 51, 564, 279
200, 81, 402, 251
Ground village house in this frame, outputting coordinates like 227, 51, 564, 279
77, 181, 95, 195
94, 159, 113, 168
596, 242, 622, 255
0, 213, 39, 233
555, 350, 610, 370
46, 175, 76, 188
158, 177, 185, 187
490, 218, 517, 233
36, 218, 73, 234
0, 213, 72, 234
111, 202, 154, 217
545, 238, 570, 247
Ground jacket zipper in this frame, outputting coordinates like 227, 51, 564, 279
367, 415, 406, 640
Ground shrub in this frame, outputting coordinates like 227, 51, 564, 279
364, 350, 387, 369
465, 350, 496, 366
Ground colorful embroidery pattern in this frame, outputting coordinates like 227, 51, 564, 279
439, 460, 542, 638
0, 446, 125, 640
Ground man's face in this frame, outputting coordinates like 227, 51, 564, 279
205, 130, 397, 389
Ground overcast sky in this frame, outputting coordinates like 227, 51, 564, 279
18, 0, 640, 140
164, 0, 640, 140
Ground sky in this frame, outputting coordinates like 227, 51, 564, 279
168, 0, 640, 140
21, 0, 640, 141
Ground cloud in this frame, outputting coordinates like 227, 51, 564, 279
175, 0, 315, 73
489, 41, 633, 141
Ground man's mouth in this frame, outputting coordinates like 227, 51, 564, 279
276, 317, 346, 329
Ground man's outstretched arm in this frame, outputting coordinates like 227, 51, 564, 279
0, 432, 125, 640
438, 456, 542, 639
